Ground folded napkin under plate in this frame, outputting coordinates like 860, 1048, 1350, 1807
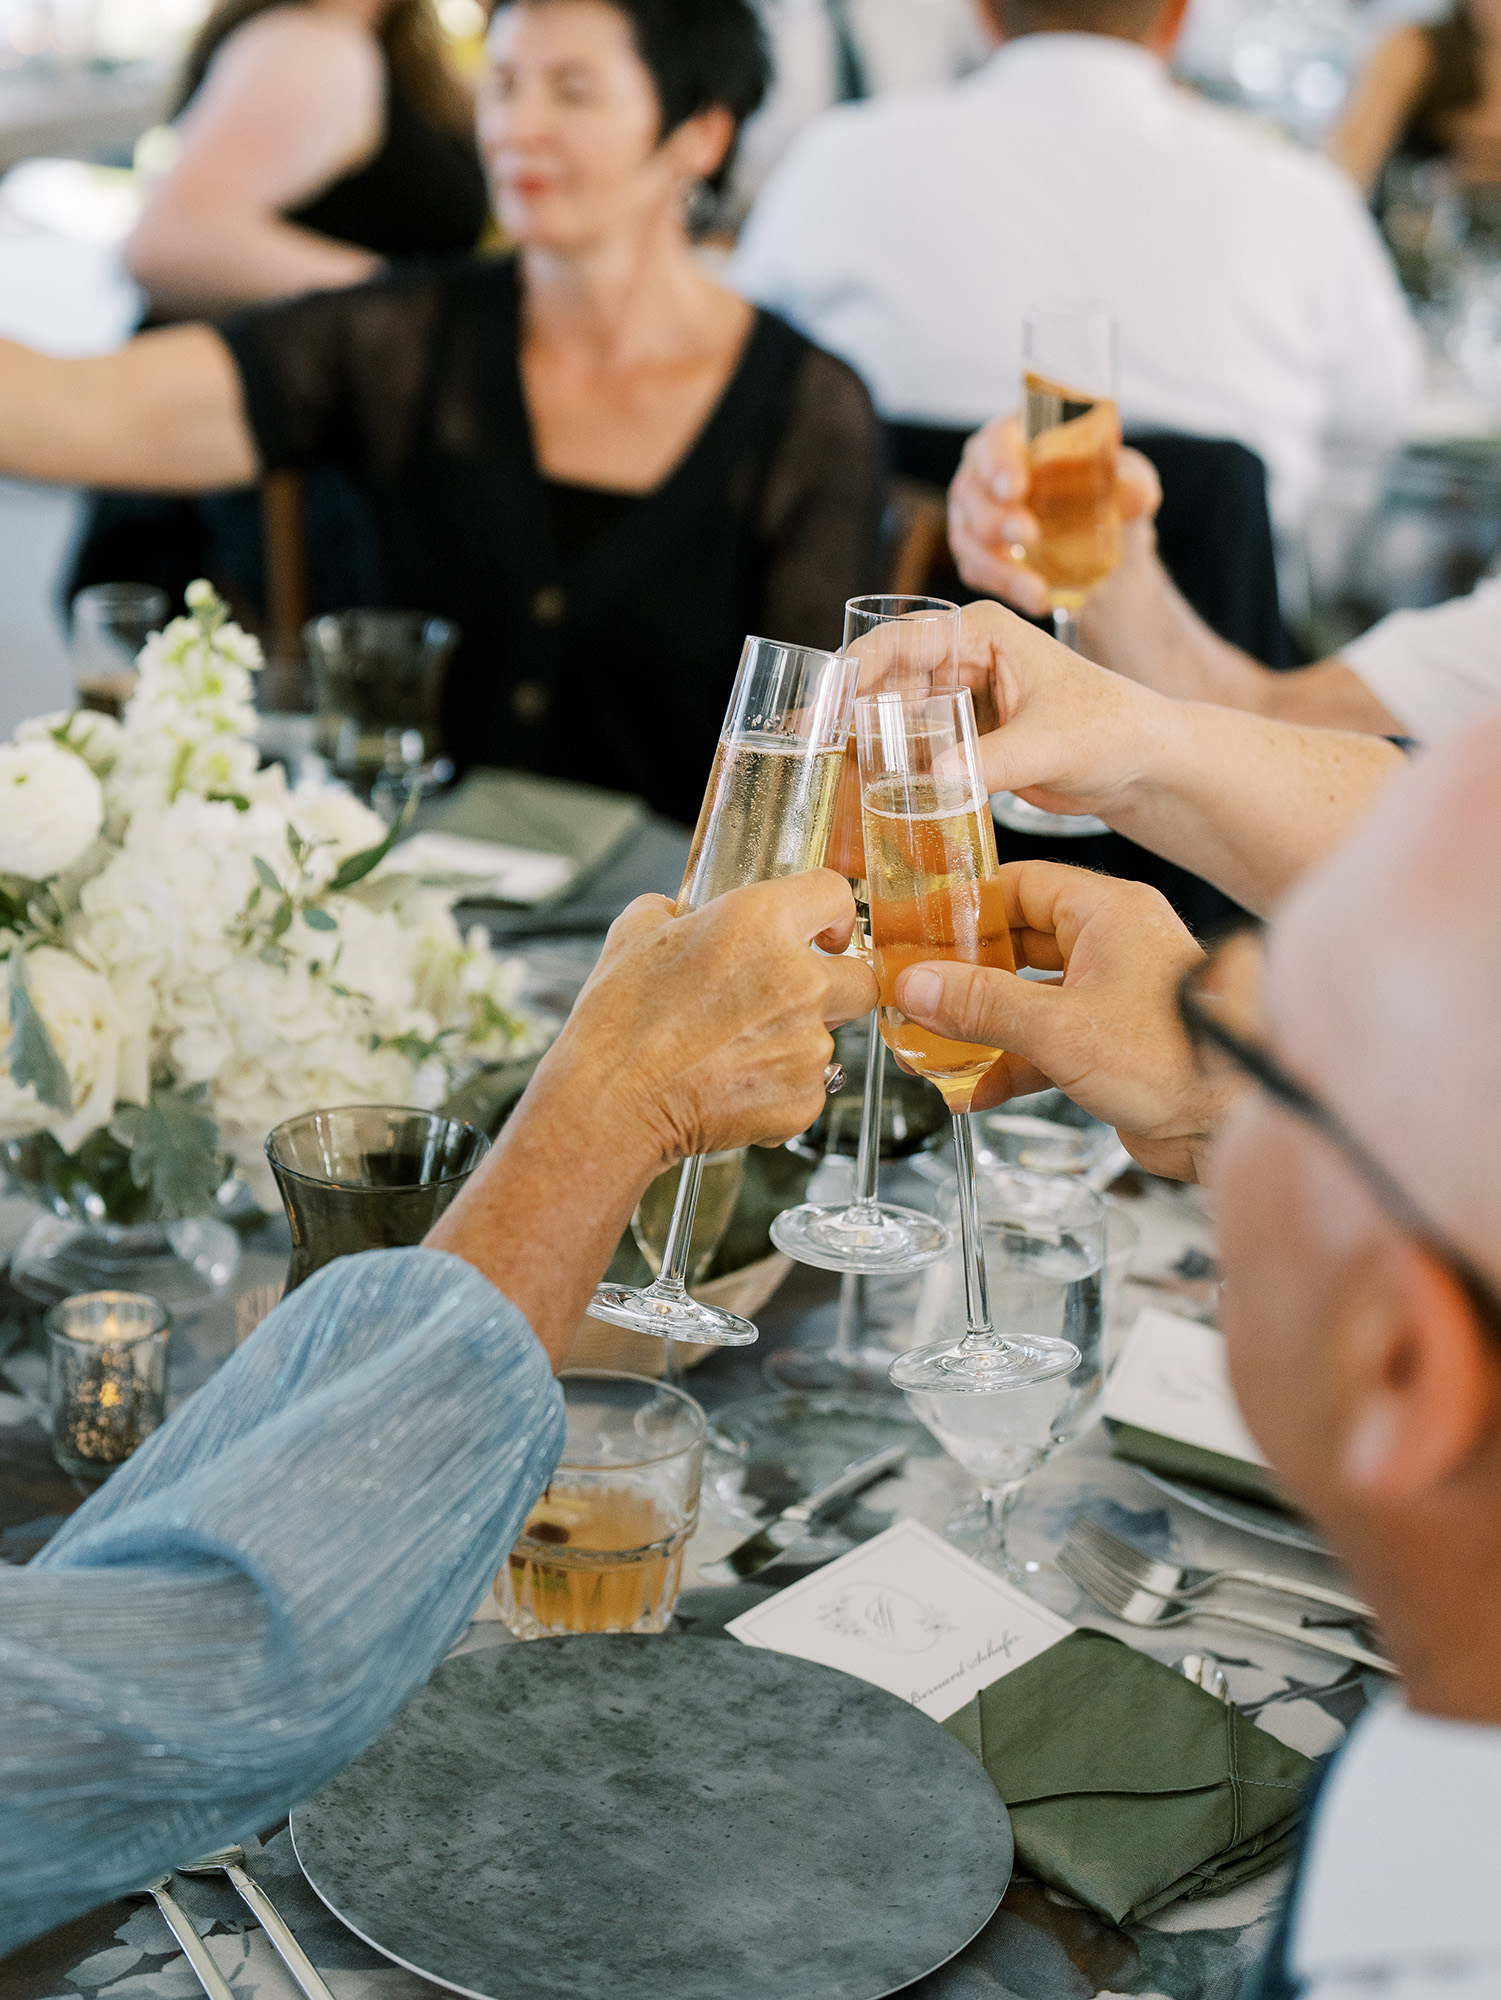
944, 1628, 1312, 1925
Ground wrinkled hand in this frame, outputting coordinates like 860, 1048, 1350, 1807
892, 861, 1239, 1181
559, 871, 877, 1167
956, 597, 1178, 818
947, 412, 1160, 614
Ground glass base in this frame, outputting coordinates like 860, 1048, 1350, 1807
587, 1281, 759, 1347
992, 792, 1109, 839
762, 1343, 910, 1396
889, 1333, 1080, 1394
9, 1215, 241, 1314
770, 1199, 951, 1275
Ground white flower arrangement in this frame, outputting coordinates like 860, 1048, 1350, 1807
0, 582, 548, 1217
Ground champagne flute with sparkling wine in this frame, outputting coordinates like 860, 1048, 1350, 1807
995, 305, 1121, 842
858, 688, 1079, 1458
586, 636, 859, 1348
769, 597, 958, 1291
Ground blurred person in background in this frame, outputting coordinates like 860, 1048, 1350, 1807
126, 0, 489, 318
727, 0, 989, 220
1331, 0, 1501, 196
2, 0, 883, 827
948, 412, 1501, 742
72, 0, 491, 632
733, 0, 1422, 537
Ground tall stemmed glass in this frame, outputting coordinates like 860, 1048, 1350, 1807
995, 305, 1121, 841
858, 687, 1080, 1410
769, 597, 957, 1283
587, 636, 858, 1349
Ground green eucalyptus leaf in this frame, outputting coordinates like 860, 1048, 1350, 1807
327, 788, 419, 893
107, 1084, 223, 1220
270, 901, 293, 940
7, 955, 71, 1114
303, 906, 338, 932
253, 856, 282, 894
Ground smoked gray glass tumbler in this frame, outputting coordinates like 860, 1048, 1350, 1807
266, 1106, 490, 1291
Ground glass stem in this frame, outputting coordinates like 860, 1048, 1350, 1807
1051, 605, 1080, 653
849, 1014, 885, 1219
654, 1154, 705, 1297
951, 1111, 994, 1341
830, 1271, 862, 1366
980, 1478, 1025, 1563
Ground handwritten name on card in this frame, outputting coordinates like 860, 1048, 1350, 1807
726, 1519, 1072, 1720
1104, 1309, 1269, 1467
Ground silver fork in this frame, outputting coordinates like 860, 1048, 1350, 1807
1058, 1540, 1397, 1674
1070, 1515, 1373, 1621
134, 1879, 235, 2000
178, 1848, 336, 2000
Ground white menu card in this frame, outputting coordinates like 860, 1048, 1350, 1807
725, 1519, 1072, 1720
1103, 1308, 1269, 1467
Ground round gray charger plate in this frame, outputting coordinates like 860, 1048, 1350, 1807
291, 1635, 1012, 2000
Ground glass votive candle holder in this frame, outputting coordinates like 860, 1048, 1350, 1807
496, 1371, 705, 1639
47, 1291, 171, 1479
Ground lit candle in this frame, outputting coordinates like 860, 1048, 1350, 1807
47, 1291, 170, 1479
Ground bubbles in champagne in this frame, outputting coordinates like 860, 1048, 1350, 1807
678, 733, 844, 912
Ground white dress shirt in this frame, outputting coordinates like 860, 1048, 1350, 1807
1341, 574, 1501, 741
1293, 1699, 1501, 1999
732, 0, 989, 213
732, 35, 1422, 529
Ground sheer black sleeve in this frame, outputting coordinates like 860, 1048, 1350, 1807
756, 344, 886, 653
220, 267, 444, 481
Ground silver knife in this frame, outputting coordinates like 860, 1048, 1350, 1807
697, 1444, 907, 1584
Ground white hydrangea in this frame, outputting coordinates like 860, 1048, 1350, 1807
0, 582, 549, 1204
0, 946, 141, 1152
0, 739, 105, 881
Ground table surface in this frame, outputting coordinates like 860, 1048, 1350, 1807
0, 823, 1379, 2000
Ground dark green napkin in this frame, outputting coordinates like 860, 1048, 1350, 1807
942, 1629, 1311, 1925
1105, 1419, 1288, 1509
422, 769, 647, 905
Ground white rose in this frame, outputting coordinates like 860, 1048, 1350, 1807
0, 946, 128, 1152
0, 739, 105, 880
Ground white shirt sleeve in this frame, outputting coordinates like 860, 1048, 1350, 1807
730, 112, 861, 326
1339, 575, 1501, 740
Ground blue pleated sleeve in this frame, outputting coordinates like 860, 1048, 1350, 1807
0, 1247, 564, 1955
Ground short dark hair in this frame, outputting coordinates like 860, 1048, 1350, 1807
525, 0, 773, 191
981, 0, 1165, 40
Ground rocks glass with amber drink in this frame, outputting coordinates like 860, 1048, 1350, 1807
497, 1371, 705, 1638
855, 689, 1079, 1470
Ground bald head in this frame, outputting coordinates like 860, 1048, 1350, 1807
1266, 708, 1501, 1297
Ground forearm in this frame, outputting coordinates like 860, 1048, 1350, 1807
1078, 536, 1279, 710
0, 327, 257, 489
1107, 702, 1404, 915
128, 209, 379, 319
426, 1043, 667, 1365
8, 1248, 562, 1954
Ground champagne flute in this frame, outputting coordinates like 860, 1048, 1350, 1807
857, 687, 1080, 1402
995, 304, 1120, 841
587, 636, 858, 1349
769, 597, 957, 1290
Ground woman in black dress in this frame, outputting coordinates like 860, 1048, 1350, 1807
18, 0, 883, 824
127, 0, 488, 316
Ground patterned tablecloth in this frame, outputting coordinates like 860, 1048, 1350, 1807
0, 1157, 1378, 2000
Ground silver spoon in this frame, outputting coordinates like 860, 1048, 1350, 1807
179, 1847, 337, 2000
135, 1879, 235, 2000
